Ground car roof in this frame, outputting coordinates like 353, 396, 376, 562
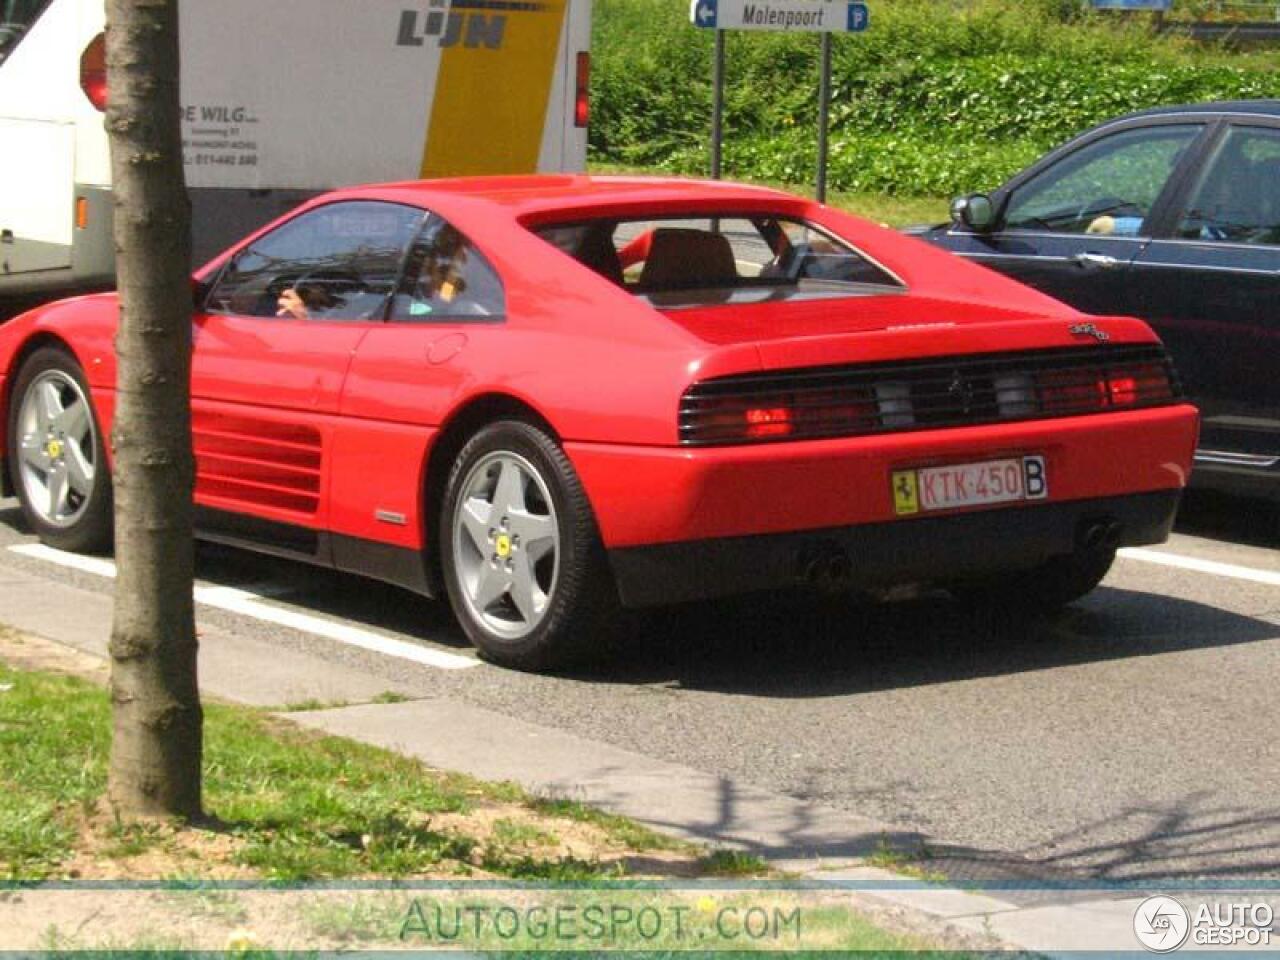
324, 175, 800, 218
1115, 99, 1280, 121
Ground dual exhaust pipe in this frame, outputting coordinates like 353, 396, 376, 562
796, 516, 1125, 592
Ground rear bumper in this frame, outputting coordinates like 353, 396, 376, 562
567, 404, 1198, 548
609, 489, 1180, 607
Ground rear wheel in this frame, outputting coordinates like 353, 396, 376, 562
7, 347, 112, 552
440, 420, 615, 671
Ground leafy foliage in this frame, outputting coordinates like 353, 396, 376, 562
591, 0, 1280, 195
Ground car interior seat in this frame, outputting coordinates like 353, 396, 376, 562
637, 228, 738, 291
572, 224, 625, 285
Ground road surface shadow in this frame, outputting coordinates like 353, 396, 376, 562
1177, 488, 1279, 548
895, 795, 1280, 888
561, 585, 1277, 697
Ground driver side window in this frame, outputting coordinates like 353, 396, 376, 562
1004, 125, 1202, 236
206, 201, 426, 321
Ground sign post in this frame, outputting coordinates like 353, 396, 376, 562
816, 32, 831, 202
690, 0, 868, 200
712, 30, 725, 180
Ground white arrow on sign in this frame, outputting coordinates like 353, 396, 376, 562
693, 0, 718, 27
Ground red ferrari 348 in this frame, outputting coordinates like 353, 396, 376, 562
0, 177, 1198, 669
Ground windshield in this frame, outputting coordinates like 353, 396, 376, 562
533, 214, 904, 308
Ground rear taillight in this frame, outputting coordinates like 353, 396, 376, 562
683, 389, 877, 445
574, 51, 590, 128
745, 406, 792, 439
1037, 362, 1173, 414
80, 33, 107, 111
680, 346, 1180, 446
1036, 371, 1107, 415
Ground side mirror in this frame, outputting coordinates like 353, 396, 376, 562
950, 194, 997, 233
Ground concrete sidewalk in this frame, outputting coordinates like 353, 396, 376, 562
0, 562, 1192, 955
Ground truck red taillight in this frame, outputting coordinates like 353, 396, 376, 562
80, 33, 107, 112
574, 52, 590, 128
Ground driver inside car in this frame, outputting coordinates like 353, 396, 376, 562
274, 269, 371, 320
276, 283, 332, 319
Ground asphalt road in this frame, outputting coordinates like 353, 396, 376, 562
0, 489, 1276, 884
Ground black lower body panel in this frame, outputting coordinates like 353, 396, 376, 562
609, 490, 1181, 608
193, 507, 433, 597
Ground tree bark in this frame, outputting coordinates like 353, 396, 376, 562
104, 0, 201, 820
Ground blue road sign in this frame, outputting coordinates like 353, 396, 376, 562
693, 0, 718, 27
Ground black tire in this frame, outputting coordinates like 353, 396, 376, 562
439, 419, 615, 671
951, 547, 1116, 614
7, 347, 113, 553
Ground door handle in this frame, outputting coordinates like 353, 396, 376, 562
1071, 252, 1118, 269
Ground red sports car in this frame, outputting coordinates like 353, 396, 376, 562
0, 177, 1198, 670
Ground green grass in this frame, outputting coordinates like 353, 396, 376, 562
698, 849, 772, 877
491, 817, 559, 849
529, 795, 692, 853
866, 838, 949, 885
277, 698, 351, 713
0, 667, 105, 878
0, 663, 971, 954
0, 663, 662, 882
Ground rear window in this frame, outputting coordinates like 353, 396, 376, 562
533, 215, 903, 308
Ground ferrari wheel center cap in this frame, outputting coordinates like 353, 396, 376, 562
495, 533, 512, 558
46, 438, 63, 460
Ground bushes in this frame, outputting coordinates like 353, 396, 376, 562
591, 0, 1280, 195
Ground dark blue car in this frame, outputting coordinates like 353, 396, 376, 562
922, 101, 1280, 500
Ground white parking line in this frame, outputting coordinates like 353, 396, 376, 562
1119, 547, 1280, 588
8, 543, 481, 671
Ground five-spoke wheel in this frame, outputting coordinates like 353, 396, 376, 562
7, 348, 112, 552
441, 420, 613, 670
451, 450, 560, 640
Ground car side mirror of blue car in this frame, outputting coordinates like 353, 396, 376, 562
951, 194, 997, 233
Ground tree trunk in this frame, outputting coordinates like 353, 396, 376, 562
104, 0, 202, 820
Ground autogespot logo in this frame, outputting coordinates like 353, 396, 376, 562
1134, 896, 1191, 953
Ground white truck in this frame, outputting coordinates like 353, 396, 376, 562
0, 0, 591, 295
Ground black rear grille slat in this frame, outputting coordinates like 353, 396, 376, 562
679, 344, 1182, 445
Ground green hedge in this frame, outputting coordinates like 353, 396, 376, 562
591, 0, 1280, 195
